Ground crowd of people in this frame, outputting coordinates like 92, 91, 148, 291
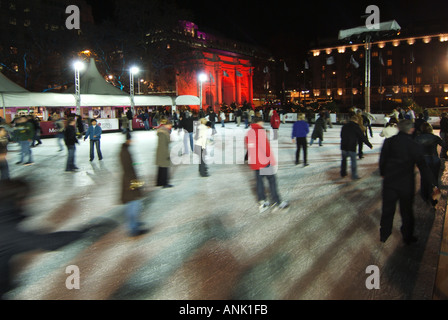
0, 105, 445, 243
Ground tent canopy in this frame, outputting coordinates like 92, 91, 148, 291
0, 72, 29, 93
0, 93, 200, 108
65, 58, 128, 96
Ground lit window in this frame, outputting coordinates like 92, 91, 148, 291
372, 51, 378, 57
416, 77, 422, 84
416, 67, 422, 74
387, 59, 392, 67
387, 69, 392, 76
402, 77, 408, 85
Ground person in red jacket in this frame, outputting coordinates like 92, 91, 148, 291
246, 117, 289, 213
270, 110, 281, 140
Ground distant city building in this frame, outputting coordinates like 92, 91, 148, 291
145, 20, 275, 109
308, 22, 448, 112
0, 0, 93, 91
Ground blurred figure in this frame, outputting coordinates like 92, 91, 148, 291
0, 179, 84, 299
194, 118, 212, 177
0, 127, 9, 180
439, 113, 448, 159
415, 122, 445, 206
64, 118, 79, 172
84, 119, 103, 162
14, 116, 34, 166
246, 117, 289, 213
379, 120, 436, 244
380, 117, 399, 139
29, 115, 42, 147
120, 133, 148, 237
156, 119, 173, 188
76, 114, 85, 138
54, 115, 65, 152
270, 110, 281, 140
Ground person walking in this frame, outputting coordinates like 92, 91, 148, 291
195, 118, 212, 177
246, 116, 289, 213
292, 114, 310, 166
14, 116, 34, 166
84, 119, 103, 162
379, 120, 436, 244
156, 119, 173, 188
64, 118, 79, 172
310, 113, 326, 146
415, 122, 445, 206
29, 115, 42, 147
120, 133, 148, 237
340, 115, 373, 180
439, 113, 448, 159
0, 127, 10, 180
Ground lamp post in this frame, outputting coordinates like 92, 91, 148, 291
198, 73, 207, 111
129, 66, 140, 115
73, 61, 85, 115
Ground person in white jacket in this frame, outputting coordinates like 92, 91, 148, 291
220, 111, 226, 128
195, 118, 212, 177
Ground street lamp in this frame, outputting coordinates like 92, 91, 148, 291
198, 73, 207, 110
129, 66, 140, 115
73, 61, 85, 115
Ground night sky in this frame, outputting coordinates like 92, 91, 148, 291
86, 0, 448, 57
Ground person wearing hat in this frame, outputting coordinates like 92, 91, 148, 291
246, 116, 289, 213
156, 118, 173, 188
120, 133, 148, 237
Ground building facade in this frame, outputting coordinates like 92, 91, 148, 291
308, 27, 448, 112
145, 20, 273, 110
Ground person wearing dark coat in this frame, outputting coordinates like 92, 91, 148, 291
340, 116, 373, 180
379, 120, 436, 245
120, 133, 148, 237
156, 119, 173, 188
415, 122, 445, 205
310, 113, 327, 146
439, 113, 448, 158
64, 118, 79, 172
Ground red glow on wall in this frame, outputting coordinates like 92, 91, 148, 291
176, 51, 253, 110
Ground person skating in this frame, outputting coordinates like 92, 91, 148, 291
292, 114, 310, 167
156, 119, 173, 188
340, 116, 373, 180
246, 116, 289, 213
64, 118, 80, 172
14, 116, 34, 166
120, 133, 148, 237
379, 120, 437, 244
310, 113, 326, 146
0, 127, 9, 180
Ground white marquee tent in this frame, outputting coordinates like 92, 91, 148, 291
0, 58, 199, 115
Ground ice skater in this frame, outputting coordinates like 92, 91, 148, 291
84, 119, 103, 162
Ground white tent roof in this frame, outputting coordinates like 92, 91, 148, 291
0, 72, 28, 93
65, 58, 128, 96
0, 92, 200, 108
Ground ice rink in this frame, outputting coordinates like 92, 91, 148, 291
2, 121, 447, 300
